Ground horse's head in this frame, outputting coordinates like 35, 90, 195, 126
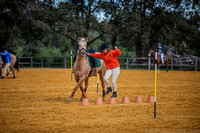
148, 50, 155, 57
78, 37, 88, 57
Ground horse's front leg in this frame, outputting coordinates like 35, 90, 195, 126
80, 78, 88, 101
157, 63, 160, 73
66, 79, 84, 103
165, 61, 169, 72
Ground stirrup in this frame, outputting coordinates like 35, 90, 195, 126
94, 69, 97, 76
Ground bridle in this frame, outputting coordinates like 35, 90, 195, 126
78, 47, 88, 59
79, 48, 86, 55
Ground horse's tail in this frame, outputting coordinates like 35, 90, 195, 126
15, 57, 19, 72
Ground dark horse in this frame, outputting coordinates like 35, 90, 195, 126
66, 37, 107, 103
148, 50, 170, 72
0, 53, 19, 76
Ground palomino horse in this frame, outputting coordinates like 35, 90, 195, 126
148, 50, 170, 72
66, 37, 107, 103
0, 53, 19, 77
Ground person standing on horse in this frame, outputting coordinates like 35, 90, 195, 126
156, 43, 165, 66
87, 43, 121, 98
0, 48, 15, 79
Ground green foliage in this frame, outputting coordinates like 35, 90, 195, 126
0, 0, 199, 57
37, 46, 61, 57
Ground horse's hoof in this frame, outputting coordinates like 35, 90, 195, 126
102, 96, 106, 101
80, 97, 83, 101
66, 99, 71, 103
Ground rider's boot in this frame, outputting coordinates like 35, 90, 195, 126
105, 87, 112, 95
110, 92, 117, 98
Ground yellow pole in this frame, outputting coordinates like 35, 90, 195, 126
71, 50, 73, 81
154, 52, 157, 118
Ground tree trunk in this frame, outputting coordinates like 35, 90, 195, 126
111, 33, 117, 49
136, 35, 142, 57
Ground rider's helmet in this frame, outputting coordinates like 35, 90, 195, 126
3, 48, 9, 52
158, 43, 162, 46
101, 43, 109, 52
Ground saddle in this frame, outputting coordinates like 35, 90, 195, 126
87, 49, 101, 68
73, 49, 101, 68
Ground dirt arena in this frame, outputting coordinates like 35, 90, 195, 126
0, 69, 200, 132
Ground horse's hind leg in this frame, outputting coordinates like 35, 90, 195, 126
99, 70, 106, 101
84, 78, 88, 93
11, 67, 15, 76
0, 68, 1, 76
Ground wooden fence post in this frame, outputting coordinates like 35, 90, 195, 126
31, 57, 33, 68
195, 58, 197, 71
148, 57, 151, 70
41, 57, 43, 68
171, 58, 173, 71
64, 57, 67, 68
126, 58, 128, 69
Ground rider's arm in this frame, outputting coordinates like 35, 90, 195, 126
0, 52, 9, 56
113, 49, 122, 57
89, 53, 104, 59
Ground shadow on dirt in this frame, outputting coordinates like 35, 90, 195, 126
43, 97, 82, 103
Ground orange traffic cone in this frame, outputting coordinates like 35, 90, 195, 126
122, 96, 130, 104
147, 96, 154, 103
95, 98, 103, 105
135, 96, 142, 103
108, 98, 116, 104
81, 98, 89, 106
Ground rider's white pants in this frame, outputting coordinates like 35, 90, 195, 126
104, 67, 120, 92
161, 53, 164, 64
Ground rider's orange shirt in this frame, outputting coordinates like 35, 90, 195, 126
89, 49, 121, 70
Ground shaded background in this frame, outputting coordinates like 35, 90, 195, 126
0, 0, 200, 58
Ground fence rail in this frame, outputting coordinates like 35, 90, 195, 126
17, 57, 200, 71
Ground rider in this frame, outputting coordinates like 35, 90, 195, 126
156, 43, 165, 66
87, 43, 121, 98
0, 48, 15, 79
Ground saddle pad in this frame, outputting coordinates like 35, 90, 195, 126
88, 56, 101, 68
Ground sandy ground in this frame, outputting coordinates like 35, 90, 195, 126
0, 69, 200, 133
